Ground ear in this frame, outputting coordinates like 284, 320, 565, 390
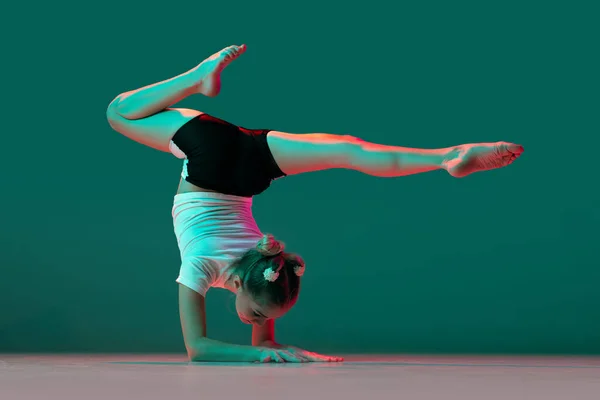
232, 275, 243, 291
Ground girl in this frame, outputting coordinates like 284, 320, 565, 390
106, 44, 524, 363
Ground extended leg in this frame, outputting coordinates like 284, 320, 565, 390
267, 131, 524, 178
111, 44, 247, 120
106, 45, 247, 152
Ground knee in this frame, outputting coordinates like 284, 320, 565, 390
338, 135, 365, 155
335, 137, 367, 169
341, 135, 365, 144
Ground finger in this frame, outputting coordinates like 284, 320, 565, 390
274, 351, 286, 363
293, 352, 310, 363
314, 353, 344, 362
260, 355, 271, 363
289, 351, 309, 362
304, 353, 333, 362
278, 350, 304, 363
263, 352, 284, 363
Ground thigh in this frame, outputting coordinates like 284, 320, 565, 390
266, 131, 361, 175
107, 103, 203, 153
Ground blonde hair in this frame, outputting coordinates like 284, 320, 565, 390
233, 234, 305, 308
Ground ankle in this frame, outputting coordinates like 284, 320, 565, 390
441, 146, 461, 171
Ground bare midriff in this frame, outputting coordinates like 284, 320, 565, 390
176, 178, 219, 195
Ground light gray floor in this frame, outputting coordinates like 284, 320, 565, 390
2, 354, 599, 400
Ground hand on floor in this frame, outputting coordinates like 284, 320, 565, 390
256, 343, 343, 363
282, 345, 344, 362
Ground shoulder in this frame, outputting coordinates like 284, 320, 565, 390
176, 259, 219, 297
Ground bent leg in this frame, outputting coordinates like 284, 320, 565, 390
107, 104, 203, 153
267, 130, 455, 177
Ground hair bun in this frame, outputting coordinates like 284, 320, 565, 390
256, 234, 285, 256
286, 254, 306, 277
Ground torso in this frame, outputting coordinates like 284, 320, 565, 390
176, 177, 219, 195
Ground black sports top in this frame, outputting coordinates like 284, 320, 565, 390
170, 113, 286, 197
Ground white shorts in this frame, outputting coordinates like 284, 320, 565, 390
172, 191, 264, 296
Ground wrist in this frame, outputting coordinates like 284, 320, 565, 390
258, 340, 282, 348
246, 345, 263, 362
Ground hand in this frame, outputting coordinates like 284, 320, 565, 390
283, 345, 344, 362
254, 346, 310, 363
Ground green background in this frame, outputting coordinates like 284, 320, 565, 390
1, 1, 598, 355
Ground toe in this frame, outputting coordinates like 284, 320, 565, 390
496, 142, 523, 156
505, 142, 524, 154
507, 153, 519, 165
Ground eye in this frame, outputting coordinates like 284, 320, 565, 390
253, 311, 261, 317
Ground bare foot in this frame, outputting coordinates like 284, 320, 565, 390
444, 142, 525, 178
194, 44, 247, 97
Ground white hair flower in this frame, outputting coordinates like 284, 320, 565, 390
263, 267, 280, 282
294, 264, 305, 277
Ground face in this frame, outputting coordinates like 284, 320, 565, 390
233, 280, 287, 326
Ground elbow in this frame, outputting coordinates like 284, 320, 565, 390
186, 344, 200, 362
188, 352, 201, 362
186, 338, 208, 362
187, 346, 203, 362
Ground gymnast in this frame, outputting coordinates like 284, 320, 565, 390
106, 44, 524, 363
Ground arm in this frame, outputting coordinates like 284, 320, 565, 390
252, 319, 278, 347
178, 284, 259, 362
251, 318, 344, 362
